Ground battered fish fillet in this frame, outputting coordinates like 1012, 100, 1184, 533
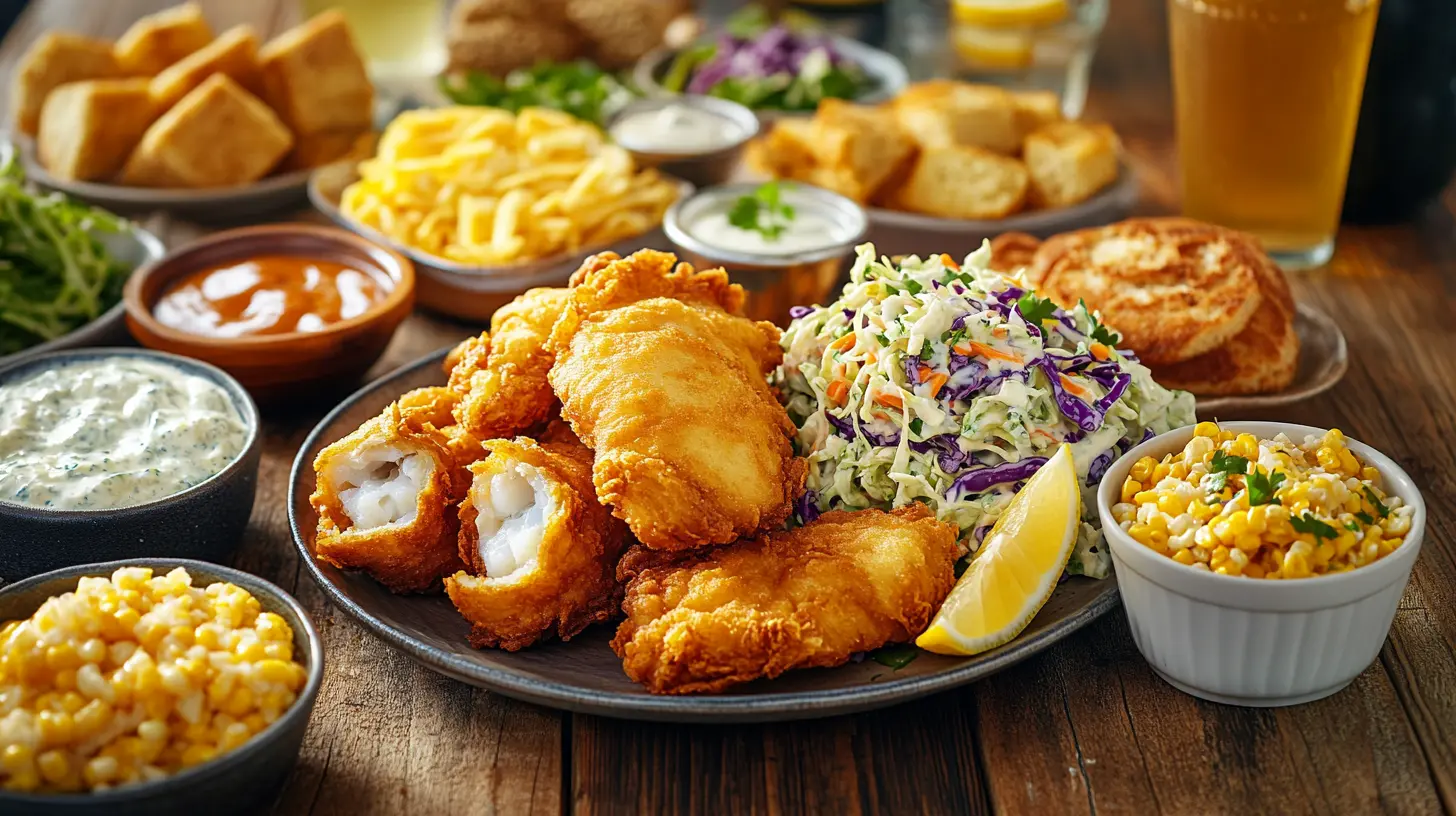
311, 394, 469, 593
547, 249, 804, 550
446, 430, 631, 650
453, 287, 572, 441
611, 505, 960, 694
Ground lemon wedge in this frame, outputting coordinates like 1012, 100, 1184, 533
952, 0, 1071, 27
917, 444, 1080, 656
951, 24, 1035, 71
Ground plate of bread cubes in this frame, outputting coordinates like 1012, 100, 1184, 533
8, 3, 375, 218
748, 80, 1137, 257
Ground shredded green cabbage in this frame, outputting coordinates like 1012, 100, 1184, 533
776, 242, 1196, 578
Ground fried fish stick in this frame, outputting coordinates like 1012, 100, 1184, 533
612, 505, 960, 694
311, 395, 468, 593
453, 287, 572, 441
446, 431, 631, 650
547, 251, 803, 549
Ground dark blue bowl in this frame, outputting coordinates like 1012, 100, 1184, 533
0, 349, 261, 583
0, 559, 323, 815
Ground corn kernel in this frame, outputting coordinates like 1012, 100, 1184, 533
1194, 421, 1220, 438
1120, 479, 1141, 504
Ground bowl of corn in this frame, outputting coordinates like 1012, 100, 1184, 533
1097, 421, 1424, 708
0, 559, 323, 815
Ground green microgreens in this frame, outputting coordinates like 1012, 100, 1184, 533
1363, 485, 1390, 518
1291, 512, 1339, 540
1016, 292, 1058, 325
1246, 466, 1286, 507
728, 180, 796, 241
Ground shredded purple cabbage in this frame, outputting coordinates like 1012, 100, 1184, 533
795, 489, 821, 523
1094, 373, 1132, 414
789, 305, 813, 319
1037, 357, 1102, 433
950, 457, 1049, 497
1086, 450, 1115, 485
687, 25, 847, 94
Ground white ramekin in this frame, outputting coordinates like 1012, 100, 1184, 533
1098, 422, 1426, 707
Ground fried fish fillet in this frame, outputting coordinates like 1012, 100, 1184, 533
311, 390, 471, 593
611, 505, 960, 694
548, 250, 805, 550
1028, 218, 1266, 365
452, 287, 573, 441
446, 429, 631, 650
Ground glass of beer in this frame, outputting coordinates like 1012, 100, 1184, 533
300, 0, 446, 81
1168, 0, 1380, 269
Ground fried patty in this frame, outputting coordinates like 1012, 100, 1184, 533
1027, 218, 1267, 365
1145, 271, 1298, 396
988, 231, 1041, 274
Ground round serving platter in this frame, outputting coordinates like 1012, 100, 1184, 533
288, 348, 1119, 723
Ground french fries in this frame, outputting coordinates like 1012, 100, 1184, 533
340, 106, 680, 266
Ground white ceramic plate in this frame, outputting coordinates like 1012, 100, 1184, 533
12, 135, 311, 222
1195, 303, 1348, 413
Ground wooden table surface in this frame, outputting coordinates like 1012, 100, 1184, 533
4, 1, 1455, 813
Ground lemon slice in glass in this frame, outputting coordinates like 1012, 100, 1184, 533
951, 24, 1035, 71
917, 444, 1080, 656
952, 0, 1071, 27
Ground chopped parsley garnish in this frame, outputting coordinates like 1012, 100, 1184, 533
873, 333, 888, 346
1363, 485, 1390, 518
1356, 511, 1375, 525
903, 278, 924, 295
1291, 512, 1338, 540
1016, 292, 1058, 325
1246, 466, 1285, 506
1203, 450, 1249, 493
728, 180, 796, 241
1345, 521, 1361, 532
870, 644, 920, 669
909, 418, 924, 436
1081, 299, 1123, 346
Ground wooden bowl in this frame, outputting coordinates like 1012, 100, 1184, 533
123, 225, 415, 405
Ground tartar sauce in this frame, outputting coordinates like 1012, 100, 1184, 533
609, 104, 746, 154
686, 193, 850, 256
0, 359, 250, 510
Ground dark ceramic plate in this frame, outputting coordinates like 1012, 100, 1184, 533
0, 559, 323, 816
288, 349, 1118, 723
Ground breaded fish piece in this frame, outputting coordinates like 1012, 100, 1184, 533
311, 393, 469, 593
446, 430, 631, 650
453, 287, 572, 441
1028, 217, 1266, 365
548, 251, 803, 550
612, 505, 960, 694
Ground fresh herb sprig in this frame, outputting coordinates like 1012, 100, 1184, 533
729, 181, 796, 241
1363, 485, 1390, 518
1016, 292, 1058, 325
1203, 449, 1250, 494
439, 61, 636, 126
1291, 512, 1338, 540
1246, 466, 1286, 506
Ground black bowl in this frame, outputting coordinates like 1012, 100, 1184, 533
0, 349, 261, 582
0, 559, 323, 815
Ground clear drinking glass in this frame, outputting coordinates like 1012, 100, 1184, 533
300, 0, 447, 85
889, 0, 1108, 118
1169, 0, 1380, 269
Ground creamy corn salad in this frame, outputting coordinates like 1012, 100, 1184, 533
1113, 422, 1414, 579
0, 568, 308, 793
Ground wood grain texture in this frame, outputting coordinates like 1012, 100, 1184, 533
2, 1, 1454, 814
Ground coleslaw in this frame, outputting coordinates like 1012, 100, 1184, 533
776, 243, 1196, 578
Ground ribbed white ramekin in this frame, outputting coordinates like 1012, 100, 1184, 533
1098, 422, 1426, 707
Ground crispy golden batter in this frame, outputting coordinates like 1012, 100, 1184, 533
988, 231, 1041, 274
611, 505, 960, 694
1028, 218, 1266, 365
311, 398, 467, 593
446, 432, 631, 650
444, 331, 490, 383
453, 287, 571, 441
548, 251, 803, 550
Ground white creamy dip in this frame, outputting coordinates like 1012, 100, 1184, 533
685, 191, 852, 256
609, 104, 745, 153
0, 359, 250, 510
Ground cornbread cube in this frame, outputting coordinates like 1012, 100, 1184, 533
808, 99, 916, 203
36, 79, 157, 181
279, 128, 373, 172
113, 2, 215, 75
1010, 90, 1063, 141
747, 118, 818, 180
882, 145, 1028, 220
9, 32, 120, 135
1023, 121, 1120, 208
892, 80, 1020, 154
258, 10, 373, 136
148, 24, 261, 109
121, 74, 293, 188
